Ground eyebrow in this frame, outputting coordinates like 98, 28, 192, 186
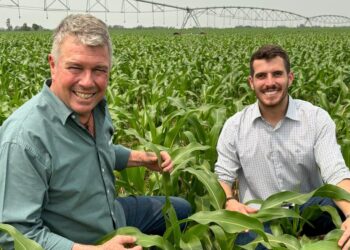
255, 70, 284, 76
255, 72, 267, 77
65, 62, 82, 66
65, 62, 109, 70
94, 65, 109, 70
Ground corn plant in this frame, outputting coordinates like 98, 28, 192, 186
0, 224, 44, 250
1, 28, 350, 249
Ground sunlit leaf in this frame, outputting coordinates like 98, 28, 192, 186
0, 224, 44, 250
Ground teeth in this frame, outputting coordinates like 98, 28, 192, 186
75, 91, 94, 99
264, 89, 278, 95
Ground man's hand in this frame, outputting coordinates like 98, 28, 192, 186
335, 179, 350, 249
225, 198, 258, 215
128, 150, 173, 173
145, 151, 173, 173
73, 235, 142, 250
100, 235, 142, 250
338, 217, 350, 250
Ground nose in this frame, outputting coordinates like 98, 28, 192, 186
265, 73, 275, 86
79, 70, 95, 88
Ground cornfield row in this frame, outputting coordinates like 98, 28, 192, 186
1, 27, 350, 249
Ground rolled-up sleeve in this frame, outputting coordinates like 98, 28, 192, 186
0, 142, 74, 250
113, 144, 131, 171
214, 117, 241, 187
314, 109, 350, 185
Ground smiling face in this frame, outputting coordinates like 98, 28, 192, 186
48, 35, 110, 122
249, 56, 294, 113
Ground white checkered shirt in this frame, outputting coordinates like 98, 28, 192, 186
215, 96, 350, 203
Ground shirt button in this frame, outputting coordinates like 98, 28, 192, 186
102, 168, 105, 172
107, 189, 110, 193
72, 115, 76, 119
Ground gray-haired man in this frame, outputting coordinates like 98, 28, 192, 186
0, 14, 191, 250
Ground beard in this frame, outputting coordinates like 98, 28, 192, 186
255, 83, 289, 109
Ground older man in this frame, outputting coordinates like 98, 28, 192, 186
0, 14, 191, 250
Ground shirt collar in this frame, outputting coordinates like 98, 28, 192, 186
251, 95, 300, 124
285, 96, 300, 121
251, 101, 261, 122
42, 79, 73, 125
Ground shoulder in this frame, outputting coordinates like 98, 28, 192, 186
0, 93, 48, 147
221, 104, 255, 135
225, 104, 255, 125
292, 99, 334, 132
293, 99, 331, 120
0, 93, 54, 169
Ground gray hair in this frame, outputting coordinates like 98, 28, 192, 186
51, 14, 112, 65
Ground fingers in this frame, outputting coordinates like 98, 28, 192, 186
237, 206, 249, 215
226, 199, 258, 215
339, 222, 350, 249
159, 151, 173, 172
240, 205, 258, 215
114, 235, 138, 245
129, 246, 142, 250
339, 231, 350, 250
245, 206, 259, 214
103, 235, 142, 250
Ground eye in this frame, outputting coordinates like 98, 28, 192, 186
93, 68, 108, 75
95, 68, 107, 73
273, 71, 284, 77
67, 66, 82, 73
255, 73, 266, 79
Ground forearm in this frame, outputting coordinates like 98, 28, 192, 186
72, 243, 100, 250
127, 150, 157, 167
219, 180, 234, 199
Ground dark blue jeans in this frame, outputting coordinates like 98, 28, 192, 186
235, 197, 343, 249
116, 196, 192, 235
299, 196, 344, 236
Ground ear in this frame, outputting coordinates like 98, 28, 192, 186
248, 75, 254, 90
287, 71, 294, 87
48, 54, 56, 80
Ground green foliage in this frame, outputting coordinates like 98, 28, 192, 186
96, 227, 174, 249
95, 185, 348, 249
84, 184, 348, 249
0, 224, 44, 250
1, 28, 350, 249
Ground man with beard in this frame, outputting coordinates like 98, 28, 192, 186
214, 44, 350, 249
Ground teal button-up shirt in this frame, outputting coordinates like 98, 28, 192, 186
0, 80, 131, 249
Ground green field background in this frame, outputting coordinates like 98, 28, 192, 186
1, 27, 350, 249
1, 28, 350, 159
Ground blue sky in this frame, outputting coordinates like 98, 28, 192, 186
0, 0, 349, 29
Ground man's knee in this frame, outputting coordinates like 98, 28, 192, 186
168, 196, 192, 220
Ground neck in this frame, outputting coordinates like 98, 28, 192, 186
80, 112, 92, 126
80, 112, 95, 137
259, 97, 289, 127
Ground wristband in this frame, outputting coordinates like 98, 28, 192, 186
226, 197, 236, 201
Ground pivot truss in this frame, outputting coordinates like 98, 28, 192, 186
1, 0, 350, 27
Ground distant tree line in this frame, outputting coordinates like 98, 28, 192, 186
1, 18, 45, 31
